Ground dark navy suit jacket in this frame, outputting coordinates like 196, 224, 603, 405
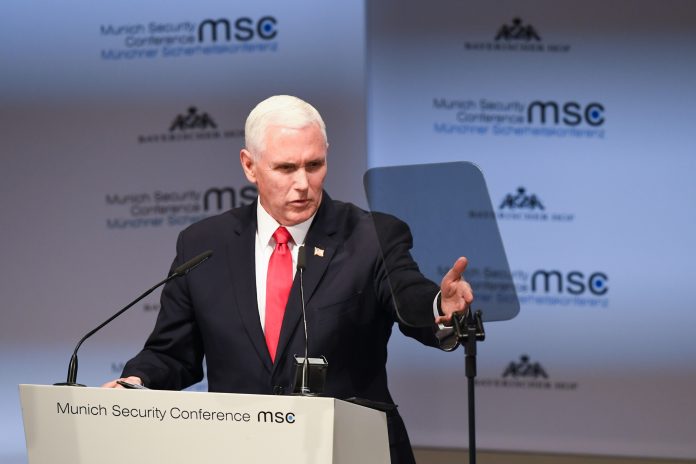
123, 193, 452, 462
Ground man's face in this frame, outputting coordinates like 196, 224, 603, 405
240, 123, 327, 226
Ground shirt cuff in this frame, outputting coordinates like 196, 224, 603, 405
433, 291, 452, 331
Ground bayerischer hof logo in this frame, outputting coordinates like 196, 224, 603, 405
476, 354, 578, 391
503, 354, 547, 378
465, 17, 570, 53
467, 186, 574, 222
495, 17, 541, 41
170, 106, 218, 131
500, 187, 544, 211
497, 186, 574, 222
137, 106, 244, 144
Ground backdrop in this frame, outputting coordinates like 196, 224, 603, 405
2, 0, 695, 462
1, 1, 366, 462
367, 0, 696, 459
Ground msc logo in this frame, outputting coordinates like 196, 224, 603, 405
203, 186, 257, 211
532, 270, 608, 296
502, 355, 547, 379
198, 16, 277, 43
500, 187, 544, 210
257, 411, 295, 424
495, 18, 541, 41
170, 107, 217, 132
527, 101, 605, 126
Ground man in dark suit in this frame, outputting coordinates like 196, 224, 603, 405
104, 95, 473, 463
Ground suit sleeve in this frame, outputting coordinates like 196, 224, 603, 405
121, 231, 205, 390
372, 213, 458, 351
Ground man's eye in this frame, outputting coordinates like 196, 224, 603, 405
277, 165, 295, 172
305, 161, 324, 172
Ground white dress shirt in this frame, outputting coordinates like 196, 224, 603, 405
254, 201, 315, 332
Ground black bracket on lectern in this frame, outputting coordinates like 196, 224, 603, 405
453, 310, 485, 366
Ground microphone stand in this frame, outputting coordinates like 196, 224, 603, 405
452, 309, 485, 464
54, 250, 212, 387
54, 275, 175, 387
292, 245, 327, 396
299, 262, 310, 395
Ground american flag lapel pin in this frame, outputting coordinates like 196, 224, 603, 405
314, 247, 324, 257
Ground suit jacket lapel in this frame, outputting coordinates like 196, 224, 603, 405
226, 203, 274, 373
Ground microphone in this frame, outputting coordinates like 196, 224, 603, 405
297, 243, 307, 271
54, 250, 213, 387
292, 246, 327, 395
297, 245, 310, 395
170, 250, 212, 277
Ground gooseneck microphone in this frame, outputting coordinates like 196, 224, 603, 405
54, 250, 213, 387
169, 250, 213, 277
291, 247, 327, 395
297, 245, 310, 395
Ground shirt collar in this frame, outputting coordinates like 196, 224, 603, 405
256, 200, 315, 247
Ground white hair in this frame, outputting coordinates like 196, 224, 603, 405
244, 95, 328, 157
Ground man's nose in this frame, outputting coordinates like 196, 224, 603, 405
293, 168, 309, 190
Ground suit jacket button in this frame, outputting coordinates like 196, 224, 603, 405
273, 385, 285, 395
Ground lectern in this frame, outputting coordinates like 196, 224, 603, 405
19, 384, 389, 463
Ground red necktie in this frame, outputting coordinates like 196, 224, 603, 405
265, 227, 293, 362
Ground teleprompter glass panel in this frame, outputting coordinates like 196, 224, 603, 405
364, 162, 519, 326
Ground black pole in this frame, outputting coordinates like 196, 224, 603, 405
465, 316, 478, 464
468, 375, 476, 464
454, 309, 485, 464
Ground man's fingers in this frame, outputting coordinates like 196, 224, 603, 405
101, 376, 142, 389
442, 257, 468, 287
101, 379, 123, 388
437, 257, 473, 325
439, 260, 474, 311
435, 307, 467, 326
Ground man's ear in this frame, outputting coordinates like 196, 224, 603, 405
240, 149, 257, 184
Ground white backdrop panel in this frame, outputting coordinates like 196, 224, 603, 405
0, 1, 366, 462
368, 0, 696, 459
